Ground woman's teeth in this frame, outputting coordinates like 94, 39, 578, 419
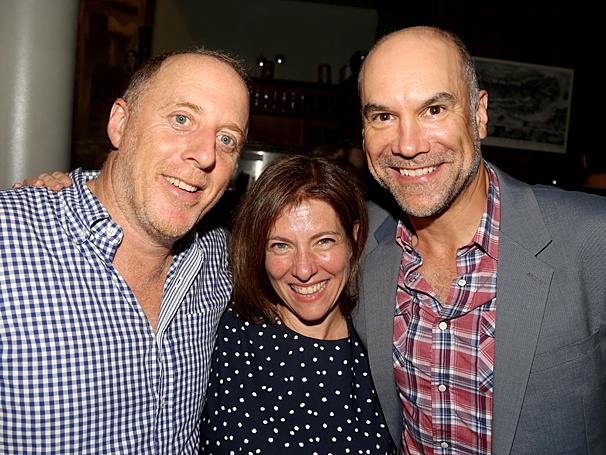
291, 280, 327, 295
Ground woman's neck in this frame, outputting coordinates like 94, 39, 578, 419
278, 309, 348, 340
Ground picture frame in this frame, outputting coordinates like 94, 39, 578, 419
473, 57, 574, 154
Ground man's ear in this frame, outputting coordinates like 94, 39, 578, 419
107, 98, 128, 149
476, 90, 489, 140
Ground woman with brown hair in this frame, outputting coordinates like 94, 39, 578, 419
199, 154, 395, 453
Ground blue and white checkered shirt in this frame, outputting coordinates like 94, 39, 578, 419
0, 168, 232, 454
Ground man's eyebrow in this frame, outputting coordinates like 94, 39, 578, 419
158, 101, 203, 114
362, 92, 457, 118
422, 92, 456, 108
174, 101, 202, 113
223, 122, 247, 141
362, 103, 388, 118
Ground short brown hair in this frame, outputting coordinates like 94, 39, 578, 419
229, 154, 369, 324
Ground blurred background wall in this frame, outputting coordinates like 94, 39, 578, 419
0, 0, 590, 192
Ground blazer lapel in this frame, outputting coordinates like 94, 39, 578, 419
361, 210, 404, 447
491, 168, 554, 454
492, 234, 553, 454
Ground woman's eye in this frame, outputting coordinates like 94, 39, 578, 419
174, 114, 188, 125
268, 242, 288, 253
318, 237, 335, 246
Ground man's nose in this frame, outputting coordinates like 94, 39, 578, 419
394, 118, 430, 157
184, 129, 218, 169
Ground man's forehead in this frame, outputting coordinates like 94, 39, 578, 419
375, 33, 454, 68
363, 36, 459, 88
146, 56, 247, 100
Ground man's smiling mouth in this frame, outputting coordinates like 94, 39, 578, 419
399, 165, 438, 177
164, 176, 198, 193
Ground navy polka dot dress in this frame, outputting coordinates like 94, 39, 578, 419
199, 307, 396, 454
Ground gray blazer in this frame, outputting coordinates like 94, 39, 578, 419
356, 165, 606, 455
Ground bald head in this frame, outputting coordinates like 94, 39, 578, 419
360, 26, 479, 110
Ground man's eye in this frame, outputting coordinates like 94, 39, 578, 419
218, 135, 235, 147
426, 106, 443, 116
174, 114, 188, 125
373, 113, 391, 122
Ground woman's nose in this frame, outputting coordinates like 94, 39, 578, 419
291, 249, 318, 281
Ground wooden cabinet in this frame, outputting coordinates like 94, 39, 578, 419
247, 78, 342, 152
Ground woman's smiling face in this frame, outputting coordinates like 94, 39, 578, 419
264, 198, 354, 337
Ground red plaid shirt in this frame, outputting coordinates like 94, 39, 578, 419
394, 163, 500, 454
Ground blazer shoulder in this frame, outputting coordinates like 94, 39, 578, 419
494, 165, 606, 221
366, 199, 390, 221
366, 200, 399, 238
494, 165, 606, 250
533, 185, 606, 218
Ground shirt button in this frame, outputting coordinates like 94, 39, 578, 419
440, 441, 449, 449
438, 321, 448, 330
438, 384, 447, 392
106, 227, 117, 236
457, 278, 467, 287
404, 245, 413, 253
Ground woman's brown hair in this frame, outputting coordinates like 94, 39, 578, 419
229, 154, 368, 324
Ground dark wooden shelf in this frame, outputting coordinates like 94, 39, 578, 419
248, 78, 342, 152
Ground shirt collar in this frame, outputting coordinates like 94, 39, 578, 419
58, 168, 110, 245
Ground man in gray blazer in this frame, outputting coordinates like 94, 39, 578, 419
355, 25, 606, 454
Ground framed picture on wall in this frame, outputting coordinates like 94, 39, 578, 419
474, 57, 574, 154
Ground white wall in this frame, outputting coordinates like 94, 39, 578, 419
152, 0, 378, 83
0, 0, 78, 189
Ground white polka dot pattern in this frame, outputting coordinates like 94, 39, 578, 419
200, 308, 395, 453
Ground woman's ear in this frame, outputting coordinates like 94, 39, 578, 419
353, 221, 360, 242
107, 98, 128, 149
